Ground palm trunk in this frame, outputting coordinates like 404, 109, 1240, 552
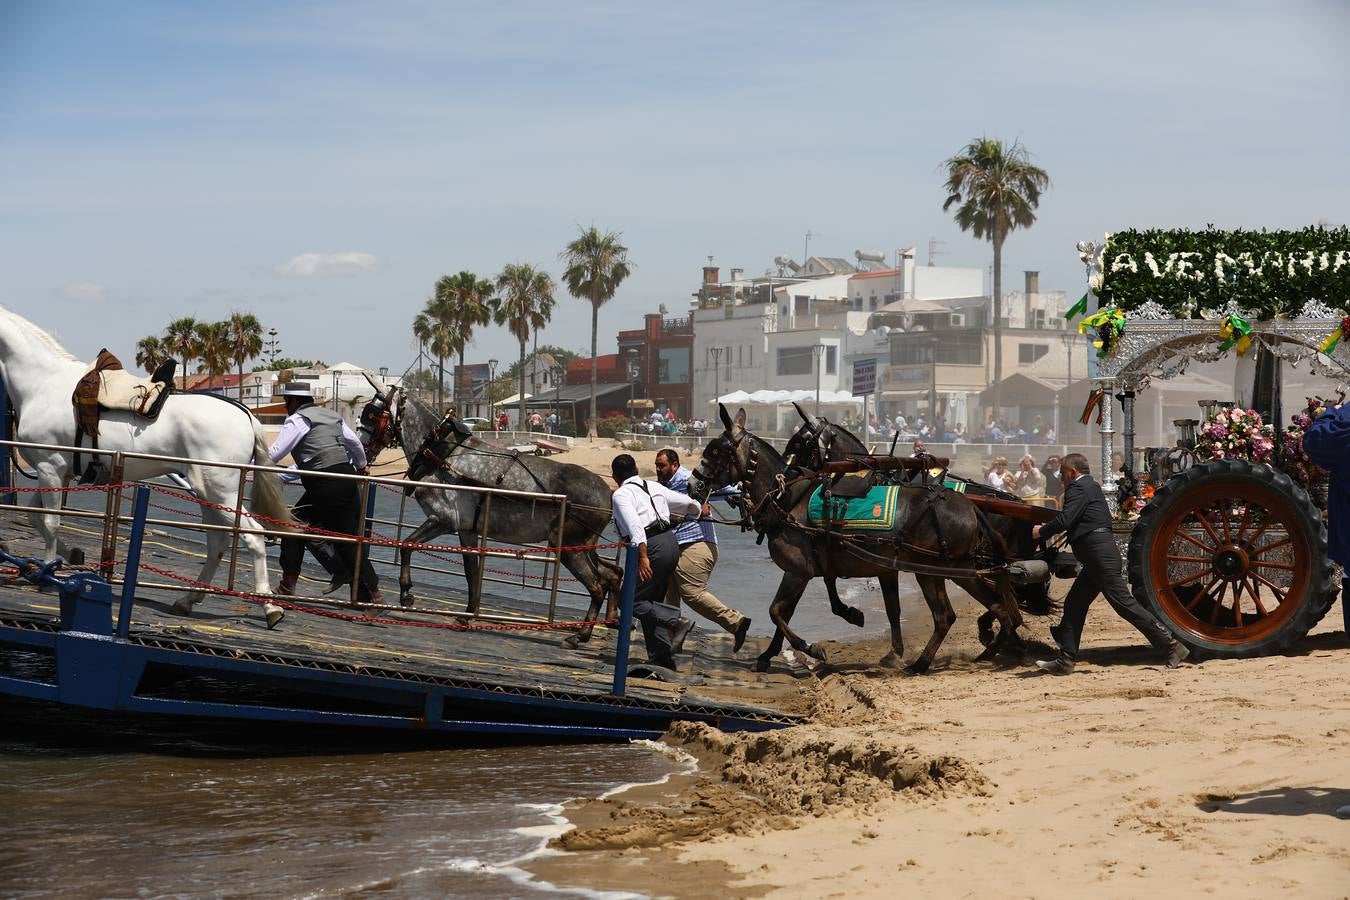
457, 346, 467, 415
237, 360, 245, 403
518, 339, 528, 431
991, 238, 1004, 423
588, 297, 599, 439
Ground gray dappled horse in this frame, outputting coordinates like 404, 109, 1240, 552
691, 405, 1021, 674
395, 396, 622, 645
782, 404, 1044, 660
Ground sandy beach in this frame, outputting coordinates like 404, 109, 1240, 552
526, 577, 1350, 898
372, 436, 1349, 897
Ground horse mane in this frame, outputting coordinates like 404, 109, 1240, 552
0, 305, 79, 362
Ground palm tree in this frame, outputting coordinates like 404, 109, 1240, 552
412, 295, 455, 409
164, 317, 200, 387
227, 312, 264, 402
195, 321, 233, 391
941, 137, 1050, 420
561, 226, 632, 439
135, 335, 170, 375
493, 263, 556, 429
437, 271, 496, 411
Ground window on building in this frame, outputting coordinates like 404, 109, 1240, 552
825, 345, 837, 374
890, 332, 984, 366
658, 347, 689, 383
737, 345, 743, 368
1018, 343, 1050, 364
777, 346, 814, 376
1032, 308, 1047, 329
868, 297, 878, 310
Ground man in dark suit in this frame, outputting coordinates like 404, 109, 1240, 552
1031, 453, 1189, 675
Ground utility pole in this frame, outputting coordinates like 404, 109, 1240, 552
709, 346, 724, 409
804, 229, 818, 267
813, 343, 828, 416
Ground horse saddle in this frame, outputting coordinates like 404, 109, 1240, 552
806, 485, 901, 531
71, 351, 175, 484
827, 470, 875, 499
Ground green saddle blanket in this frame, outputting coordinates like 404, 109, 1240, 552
807, 485, 901, 531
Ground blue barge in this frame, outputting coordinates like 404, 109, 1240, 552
0, 488, 801, 743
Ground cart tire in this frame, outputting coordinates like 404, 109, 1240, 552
1127, 459, 1337, 659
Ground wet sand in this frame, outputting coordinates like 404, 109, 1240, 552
528, 581, 1350, 898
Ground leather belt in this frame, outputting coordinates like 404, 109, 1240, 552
644, 521, 672, 538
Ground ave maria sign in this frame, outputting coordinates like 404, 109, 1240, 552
1095, 227, 1350, 320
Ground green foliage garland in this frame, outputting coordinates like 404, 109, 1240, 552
1095, 226, 1350, 320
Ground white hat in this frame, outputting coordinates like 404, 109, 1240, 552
281, 382, 315, 399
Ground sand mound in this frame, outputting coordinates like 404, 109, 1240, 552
553, 720, 990, 851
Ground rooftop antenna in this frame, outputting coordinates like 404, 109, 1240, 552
805, 229, 819, 265
707, 255, 714, 266
927, 237, 946, 266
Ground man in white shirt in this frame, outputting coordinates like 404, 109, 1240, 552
610, 454, 698, 670
269, 382, 380, 606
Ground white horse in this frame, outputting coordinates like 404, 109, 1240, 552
0, 305, 291, 628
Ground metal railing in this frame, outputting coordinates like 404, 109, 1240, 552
0, 436, 642, 696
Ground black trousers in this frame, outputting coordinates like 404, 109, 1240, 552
631, 530, 683, 667
280, 465, 378, 593
1058, 530, 1172, 658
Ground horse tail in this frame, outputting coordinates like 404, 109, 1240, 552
248, 419, 294, 528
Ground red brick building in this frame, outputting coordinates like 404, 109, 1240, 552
568, 313, 694, 419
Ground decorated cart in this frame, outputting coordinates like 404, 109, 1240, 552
1075, 227, 1350, 658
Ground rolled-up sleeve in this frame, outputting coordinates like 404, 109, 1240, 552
650, 481, 701, 521
268, 417, 307, 463
340, 421, 369, 469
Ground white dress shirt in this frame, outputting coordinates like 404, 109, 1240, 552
611, 475, 701, 548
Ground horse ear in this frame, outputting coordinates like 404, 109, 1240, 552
719, 403, 734, 433
734, 407, 747, 430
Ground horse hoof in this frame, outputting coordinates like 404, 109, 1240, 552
845, 608, 865, 628
560, 635, 581, 650
973, 645, 999, 663
806, 642, 829, 663
399, 593, 416, 609
879, 651, 905, 670
903, 659, 931, 676
264, 605, 285, 630
170, 598, 194, 617
753, 656, 773, 673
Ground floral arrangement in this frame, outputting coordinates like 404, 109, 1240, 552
1093, 227, 1350, 320
1195, 407, 1274, 463
1279, 397, 1331, 505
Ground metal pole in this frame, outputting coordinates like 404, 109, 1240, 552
350, 478, 372, 606
0, 376, 12, 506
225, 466, 247, 591
473, 492, 492, 616
99, 453, 125, 577
610, 545, 638, 697
117, 485, 151, 639
547, 498, 566, 623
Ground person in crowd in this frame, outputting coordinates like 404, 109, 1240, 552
952, 423, 967, 444
987, 421, 1006, 444
986, 456, 1015, 491
269, 382, 380, 611
893, 412, 909, 434
1032, 453, 1189, 675
867, 415, 880, 437
1043, 426, 1057, 444
610, 453, 697, 671
528, 411, 543, 432
653, 448, 753, 651
1300, 403, 1350, 641
497, 411, 509, 432
1014, 453, 1046, 502
1112, 450, 1127, 478
912, 438, 927, 456
546, 411, 559, 435
1041, 454, 1064, 502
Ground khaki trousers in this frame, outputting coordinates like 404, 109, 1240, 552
665, 541, 745, 634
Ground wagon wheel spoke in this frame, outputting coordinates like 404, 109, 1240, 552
1208, 581, 1228, 625
1249, 570, 1288, 603
1176, 528, 1216, 554
1244, 517, 1272, 550
1234, 505, 1253, 542
1170, 569, 1210, 589
1192, 507, 1225, 548
1166, 554, 1212, 564
1219, 498, 1233, 542
1232, 580, 1244, 627
1250, 536, 1292, 555
1250, 559, 1295, 571
1242, 577, 1269, 617
1183, 576, 1221, 611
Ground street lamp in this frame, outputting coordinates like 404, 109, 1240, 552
1058, 332, 1076, 445
487, 358, 499, 426
252, 374, 262, 407
378, 366, 388, 382
709, 346, 724, 409
927, 334, 941, 428
551, 364, 565, 434
812, 343, 828, 416
625, 348, 640, 433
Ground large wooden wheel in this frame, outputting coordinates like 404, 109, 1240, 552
1127, 459, 1337, 659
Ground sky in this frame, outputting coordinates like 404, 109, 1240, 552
2, 0, 1348, 376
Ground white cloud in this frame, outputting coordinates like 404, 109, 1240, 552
63, 281, 106, 302
275, 252, 380, 277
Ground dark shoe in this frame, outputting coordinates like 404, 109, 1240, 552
325, 572, 351, 595
277, 573, 298, 596
357, 587, 384, 606
1165, 640, 1190, 669
670, 618, 694, 655
1049, 623, 1069, 651
733, 616, 752, 653
1035, 655, 1075, 676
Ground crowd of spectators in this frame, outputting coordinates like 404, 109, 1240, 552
838, 411, 1060, 446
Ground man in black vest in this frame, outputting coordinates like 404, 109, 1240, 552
269, 382, 380, 603
1032, 453, 1189, 675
